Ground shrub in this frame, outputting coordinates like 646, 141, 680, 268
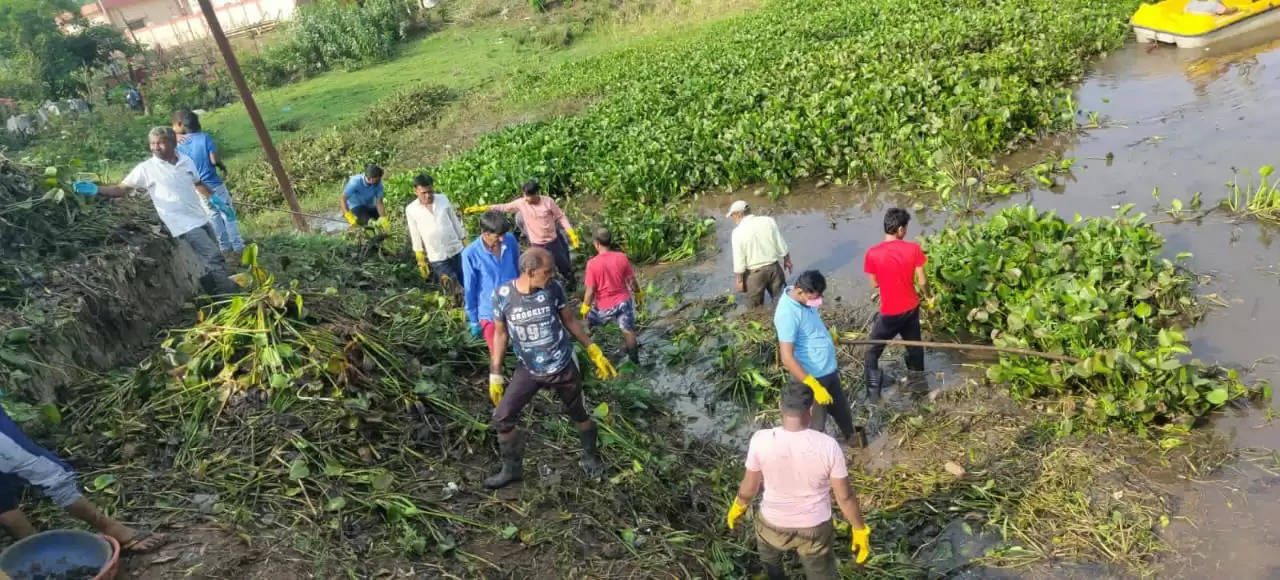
242, 0, 423, 88
231, 84, 452, 204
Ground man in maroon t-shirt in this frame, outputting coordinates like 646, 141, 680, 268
862, 208, 927, 399
580, 228, 643, 364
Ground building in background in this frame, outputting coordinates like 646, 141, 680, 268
78, 0, 302, 49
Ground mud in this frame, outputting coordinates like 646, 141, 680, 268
0, 234, 202, 403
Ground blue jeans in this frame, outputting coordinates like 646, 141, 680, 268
204, 183, 245, 252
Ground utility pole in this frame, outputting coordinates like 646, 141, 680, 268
194, 0, 307, 231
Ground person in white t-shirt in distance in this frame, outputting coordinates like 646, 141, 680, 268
727, 381, 872, 579
98, 127, 238, 295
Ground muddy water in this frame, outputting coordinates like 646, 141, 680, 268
661, 32, 1280, 577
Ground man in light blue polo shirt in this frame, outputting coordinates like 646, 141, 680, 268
775, 270, 859, 445
341, 164, 386, 227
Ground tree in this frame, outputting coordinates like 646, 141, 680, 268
0, 0, 135, 100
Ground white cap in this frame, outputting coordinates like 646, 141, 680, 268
725, 200, 748, 217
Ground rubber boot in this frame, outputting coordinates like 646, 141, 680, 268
579, 423, 604, 479
483, 435, 524, 489
763, 562, 786, 580
625, 345, 640, 366
906, 369, 929, 393
865, 368, 885, 401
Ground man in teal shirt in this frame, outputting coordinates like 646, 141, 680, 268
774, 270, 859, 445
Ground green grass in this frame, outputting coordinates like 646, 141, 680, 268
204, 25, 525, 166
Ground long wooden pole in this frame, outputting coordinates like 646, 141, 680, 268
836, 338, 1082, 363
194, 0, 307, 231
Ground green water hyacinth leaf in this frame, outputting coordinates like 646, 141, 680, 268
924, 205, 1260, 432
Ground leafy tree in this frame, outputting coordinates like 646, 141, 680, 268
0, 0, 135, 100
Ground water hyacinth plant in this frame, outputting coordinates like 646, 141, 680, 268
924, 205, 1262, 433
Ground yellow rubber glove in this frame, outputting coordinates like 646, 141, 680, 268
463, 205, 491, 215
586, 344, 618, 380
851, 525, 871, 564
415, 251, 429, 280
803, 375, 834, 405
726, 497, 748, 530
343, 210, 357, 226
830, 326, 840, 344
566, 227, 581, 249
633, 289, 644, 308
488, 374, 505, 407
375, 217, 391, 234
579, 302, 591, 319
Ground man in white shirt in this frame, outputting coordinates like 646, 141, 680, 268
727, 200, 793, 307
405, 174, 467, 289
99, 127, 237, 295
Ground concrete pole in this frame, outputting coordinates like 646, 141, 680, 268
194, 0, 307, 231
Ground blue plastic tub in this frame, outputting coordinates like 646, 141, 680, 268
0, 529, 115, 579
72, 181, 98, 196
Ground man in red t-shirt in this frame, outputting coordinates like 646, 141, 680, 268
580, 228, 643, 364
862, 208, 927, 399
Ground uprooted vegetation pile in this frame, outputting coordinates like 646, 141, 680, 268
57, 255, 756, 577
924, 205, 1264, 433
0, 161, 198, 401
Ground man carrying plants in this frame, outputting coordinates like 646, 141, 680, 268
727, 200, 793, 307
405, 174, 467, 289
775, 270, 860, 445
863, 208, 928, 399
464, 180, 582, 291
340, 164, 389, 230
172, 109, 245, 265
98, 127, 238, 295
462, 210, 521, 352
727, 381, 871, 579
484, 247, 619, 489
580, 227, 644, 365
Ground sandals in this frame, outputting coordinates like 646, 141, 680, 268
120, 530, 168, 555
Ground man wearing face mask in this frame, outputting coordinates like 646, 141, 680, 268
484, 247, 619, 489
775, 270, 858, 446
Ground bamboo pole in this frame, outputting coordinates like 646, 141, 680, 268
194, 0, 307, 231
836, 338, 1082, 363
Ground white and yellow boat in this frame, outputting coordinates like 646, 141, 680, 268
1132, 0, 1280, 47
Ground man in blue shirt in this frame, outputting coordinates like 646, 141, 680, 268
173, 109, 244, 263
774, 270, 860, 445
462, 210, 521, 352
341, 165, 386, 227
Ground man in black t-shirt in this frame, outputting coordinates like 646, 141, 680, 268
485, 247, 619, 489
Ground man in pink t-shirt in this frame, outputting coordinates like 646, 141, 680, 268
727, 382, 871, 578
580, 227, 643, 365
465, 180, 581, 291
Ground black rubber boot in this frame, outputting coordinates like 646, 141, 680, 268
763, 562, 786, 580
865, 368, 885, 401
579, 423, 604, 479
483, 435, 524, 489
626, 346, 640, 366
906, 369, 929, 393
